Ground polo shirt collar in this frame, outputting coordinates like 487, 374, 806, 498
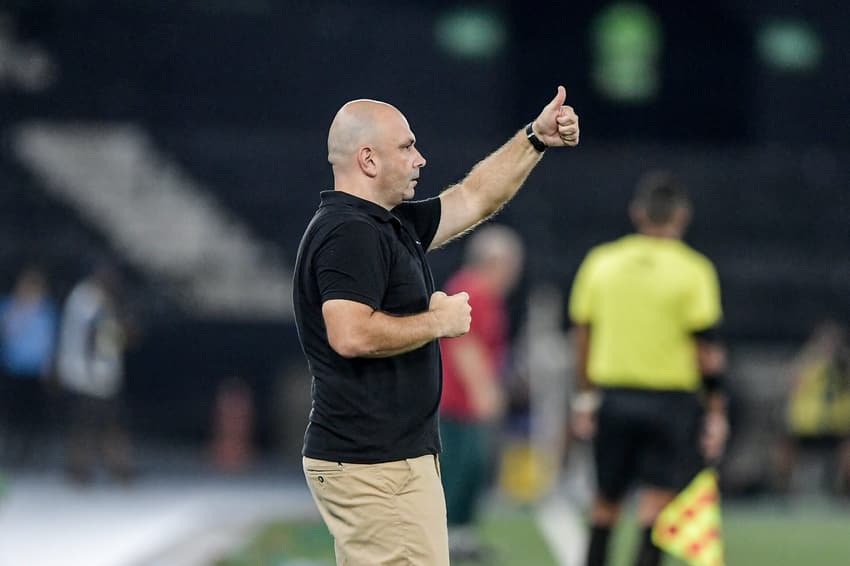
319, 190, 398, 224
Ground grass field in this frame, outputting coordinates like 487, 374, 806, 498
217, 498, 850, 566
610, 499, 850, 566
216, 508, 559, 566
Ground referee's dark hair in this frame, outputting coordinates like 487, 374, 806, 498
631, 170, 691, 225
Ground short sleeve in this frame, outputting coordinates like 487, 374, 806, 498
314, 221, 389, 310
684, 259, 723, 331
393, 197, 441, 250
568, 251, 597, 325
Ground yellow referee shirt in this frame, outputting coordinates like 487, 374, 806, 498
569, 234, 722, 391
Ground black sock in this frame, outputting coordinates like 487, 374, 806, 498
634, 526, 662, 566
586, 525, 612, 566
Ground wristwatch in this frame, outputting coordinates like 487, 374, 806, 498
525, 122, 547, 153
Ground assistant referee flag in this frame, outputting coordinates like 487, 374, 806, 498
652, 468, 725, 566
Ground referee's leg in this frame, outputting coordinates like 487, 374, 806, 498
634, 391, 703, 566
586, 390, 635, 566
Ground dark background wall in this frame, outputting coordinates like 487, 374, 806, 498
1, 0, 848, 450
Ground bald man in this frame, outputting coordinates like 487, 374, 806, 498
293, 87, 579, 566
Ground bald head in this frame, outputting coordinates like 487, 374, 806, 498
327, 99, 405, 168
466, 225, 524, 267
326, 98, 426, 208
464, 224, 524, 294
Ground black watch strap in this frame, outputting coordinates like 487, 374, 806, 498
525, 122, 547, 153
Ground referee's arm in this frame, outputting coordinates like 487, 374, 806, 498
570, 323, 599, 440
695, 329, 727, 411
574, 323, 592, 394
695, 328, 729, 461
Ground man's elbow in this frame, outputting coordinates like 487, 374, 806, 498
698, 342, 727, 375
328, 331, 369, 359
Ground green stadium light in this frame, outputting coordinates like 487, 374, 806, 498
591, 2, 662, 104
757, 19, 822, 72
435, 6, 507, 60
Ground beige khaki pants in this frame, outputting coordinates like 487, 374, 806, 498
303, 454, 449, 566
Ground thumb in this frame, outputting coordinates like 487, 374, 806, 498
547, 85, 567, 109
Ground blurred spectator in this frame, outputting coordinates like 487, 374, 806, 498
439, 224, 524, 563
56, 263, 133, 484
774, 321, 850, 496
210, 376, 255, 473
0, 266, 57, 465
0, 11, 57, 92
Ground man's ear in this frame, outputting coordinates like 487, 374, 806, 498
357, 146, 378, 178
629, 204, 645, 228
673, 206, 692, 232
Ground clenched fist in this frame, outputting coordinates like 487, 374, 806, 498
429, 291, 472, 338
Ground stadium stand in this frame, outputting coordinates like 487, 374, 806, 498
2, 1, 848, 463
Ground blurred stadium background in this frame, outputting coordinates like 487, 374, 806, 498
0, 1, 848, 565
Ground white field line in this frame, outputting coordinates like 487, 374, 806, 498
536, 495, 587, 566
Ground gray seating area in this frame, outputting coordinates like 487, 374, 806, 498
0, 153, 110, 298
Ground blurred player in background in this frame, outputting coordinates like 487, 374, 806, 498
775, 320, 850, 496
568, 171, 728, 566
439, 224, 524, 562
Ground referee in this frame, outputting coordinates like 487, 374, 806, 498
568, 171, 729, 566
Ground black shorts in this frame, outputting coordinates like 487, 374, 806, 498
594, 387, 703, 500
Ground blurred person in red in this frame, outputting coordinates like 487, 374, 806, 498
56, 262, 133, 484
210, 376, 256, 473
0, 265, 57, 465
439, 224, 524, 562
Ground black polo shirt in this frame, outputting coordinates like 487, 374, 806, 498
293, 190, 443, 463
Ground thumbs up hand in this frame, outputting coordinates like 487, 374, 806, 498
531, 85, 580, 148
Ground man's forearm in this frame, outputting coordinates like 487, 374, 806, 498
698, 339, 728, 413
430, 130, 543, 250
705, 391, 727, 414
345, 309, 440, 359
324, 294, 470, 359
430, 87, 577, 251
571, 324, 600, 414
703, 375, 728, 415
574, 324, 593, 392
457, 129, 544, 218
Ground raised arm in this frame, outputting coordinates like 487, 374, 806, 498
429, 85, 579, 251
